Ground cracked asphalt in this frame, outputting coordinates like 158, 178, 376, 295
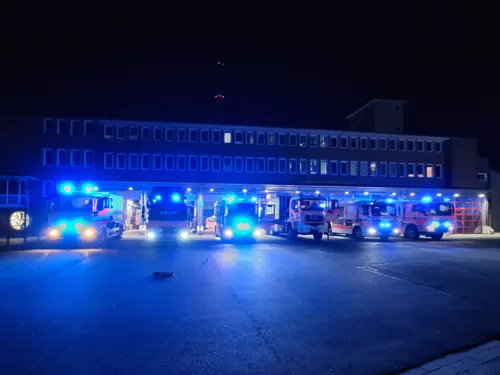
1, 233, 500, 375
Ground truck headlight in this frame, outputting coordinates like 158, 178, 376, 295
83, 228, 96, 238
444, 221, 452, 227
368, 228, 377, 235
179, 231, 189, 240
253, 228, 264, 238
393, 228, 400, 234
223, 229, 233, 238
48, 228, 60, 238
146, 231, 156, 240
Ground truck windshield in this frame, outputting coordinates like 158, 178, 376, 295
229, 203, 257, 217
300, 199, 326, 211
52, 197, 93, 212
371, 204, 396, 216
148, 204, 187, 221
428, 203, 454, 216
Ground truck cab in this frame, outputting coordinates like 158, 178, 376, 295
398, 200, 455, 240
214, 198, 265, 241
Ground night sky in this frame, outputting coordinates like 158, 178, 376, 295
1, 7, 498, 164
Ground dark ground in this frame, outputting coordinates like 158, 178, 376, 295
1, 233, 500, 375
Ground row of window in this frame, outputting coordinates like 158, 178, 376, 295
43, 149, 443, 179
43, 119, 442, 153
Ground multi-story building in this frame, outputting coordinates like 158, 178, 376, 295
0, 100, 495, 236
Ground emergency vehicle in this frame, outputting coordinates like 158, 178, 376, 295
269, 194, 328, 241
46, 183, 124, 242
145, 187, 193, 241
329, 200, 398, 241
214, 196, 265, 241
397, 197, 455, 240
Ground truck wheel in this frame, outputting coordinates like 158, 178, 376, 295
352, 227, 364, 241
313, 232, 323, 241
405, 225, 419, 240
430, 233, 444, 241
287, 225, 298, 240
380, 235, 389, 242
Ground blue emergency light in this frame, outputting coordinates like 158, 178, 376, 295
379, 222, 392, 228
422, 196, 432, 203
385, 198, 394, 203
155, 195, 162, 201
251, 196, 257, 202
60, 183, 75, 194
82, 184, 94, 194
171, 193, 181, 202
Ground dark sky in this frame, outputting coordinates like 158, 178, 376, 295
1, 5, 499, 158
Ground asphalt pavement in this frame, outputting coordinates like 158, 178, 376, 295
1, 232, 500, 375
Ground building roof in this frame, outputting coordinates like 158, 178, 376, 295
345, 98, 409, 120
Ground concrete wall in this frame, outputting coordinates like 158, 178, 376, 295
374, 101, 405, 134
445, 137, 484, 189
490, 171, 500, 231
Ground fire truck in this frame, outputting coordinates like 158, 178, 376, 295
397, 197, 455, 240
46, 183, 124, 242
269, 194, 328, 241
214, 196, 265, 241
145, 187, 194, 241
329, 200, 398, 241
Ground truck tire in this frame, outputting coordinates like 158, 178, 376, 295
405, 224, 419, 240
287, 225, 298, 240
313, 232, 323, 241
430, 233, 444, 241
352, 227, 364, 241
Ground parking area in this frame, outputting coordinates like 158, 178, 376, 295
1, 234, 500, 375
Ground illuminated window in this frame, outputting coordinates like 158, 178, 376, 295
189, 129, 197, 142
200, 130, 209, 142
166, 129, 175, 141
246, 157, 254, 172
268, 133, 276, 145
330, 160, 338, 175
141, 154, 150, 170
309, 159, 318, 174
235, 131, 243, 144
43, 149, 55, 165
176, 155, 186, 171
70, 150, 81, 166
223, 156, 232, 172
407, 163, 415, 177
10, 211, 30, 231
426, 164, 433, 178
188, 155, 198, 171
129, 154, 138, 170
129, 126, 139, 140
57, 149, 68, 166
279, 158, 287, 173
299, 134, 308, 147
340, 136, 348, 148
268, 158, 277, 173
142, 127, 151, 140
117, 153, 126, 169
320, 160, 328, 175
370, 162, 377, 176
211, 156, 221, 172
350, 137, 358, 149
224, 131, 232, 143
117, 125, 126, 139
165, 155, 174, 171
153, 128, 162, 141
257, 157, 266, 173
330, 136, 338, 148
246, 132, 255, 144
340, 161, 348, 175
104, 153, 114, 169
350, 161, 358, 176
320, 135, 328, 148
379, 162, 387, 177
310, 135, 318, 147
417, 163, 424, 178
234, 157, 243, 172
289, 159, 297, 174
299, 159, 307, 174
178, 129, 186, 142
200, 156, 209, 171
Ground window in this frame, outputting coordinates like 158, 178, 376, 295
57, 149, 68, 166
268, 133, 276, 145
379, 162, 387, 177
177, 155, 186, 171
351, 137, 359, 149
340, 136, 348, 148
129, 154, 138, 170
189, 129, 197, 142
417, 140, 424, 152
245, 157, 254, 173
153, 128, 162, 141
330, 160, 338, 175
478, 173, 488, 182
299, 159, 308, 174
212, 156, 221, 172
309, 159, 318, 174
289, 159, 297, 174
116, 125, 126, 139
257, 132, 265, 145
398, 163, 406, 177
71, 150, 81, 166
379, 138, 387, 150
319, 135, 328, 148
398, 139, 405, 151
289, 134, 297, 146
299, 134, 308, 147
369, 138, 377, 150
166, 129, 175, 141
417, 163, 424, 178
224, 131, 232, 143
201, 129, 209, 143
141, 154, 151, 170
117, 153, 126, 169
165, 155, 174, 171
70, 120, 81, 136
268, 158, 277, 173
369, 162, 377, 176
235, 131, 243, 144
126, 126, 138, 140
154, 154, 163, 170
320, 160, 328, 175
104, 153, 114, 169
435, 142, 442, 153
84, 121, 95, 137
104, 124, 114, 139
58, 119, 69, 135
142, 127, 151, 140
235, 157, 244, 172
389, 139, 396, 151
279, 158, 287, 174
44, 118, 56, 135
310, 135, 318, 147
426, 141, 433, 152
389, 162, 397, 177
360, 137, 367, 149
200, 156, 209, 171
257, 157, 266, 173
340, 161, 348, 176
178, 129, 186, 142
43, 149, 55, 165
246, 132, 255, 144
330, 136, 338, 148
278, 133, 287, 146
360, 161, 368, 176
350, 161, 358, 176
223, 156, 232, 172
426, 164, 433, 178
435, 164, 442, 178
188, 155, 198, 171
408, 163, 415, 177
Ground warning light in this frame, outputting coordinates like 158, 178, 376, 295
171, 194, 181, 202
60, 183, 75, 194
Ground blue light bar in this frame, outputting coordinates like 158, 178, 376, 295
379, 222, 392, 228
82, 184, 94, 194
170, 194, 180, 202
156, 195, 162, 201
60, 183, 75, 194
251, 196, 257, 202
385, 198, 394, 203
422, 196, 432, 203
